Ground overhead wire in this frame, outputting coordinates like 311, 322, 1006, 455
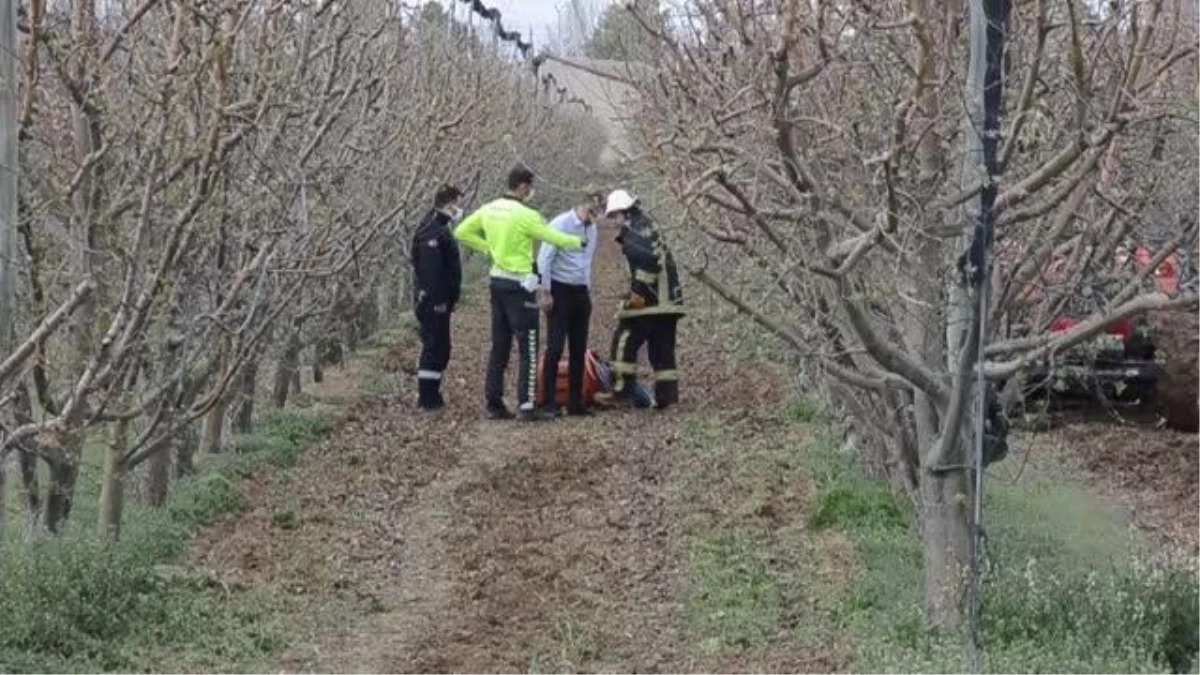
453, 0, 594, 113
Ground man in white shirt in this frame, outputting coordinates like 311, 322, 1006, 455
536, 193, 604, 416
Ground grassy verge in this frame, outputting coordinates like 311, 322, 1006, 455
673, 407, 849, 670
676, 396, 1197, 673
0, 410, 335, 673
0, 323, 411, 673
806, 416, 1199, 673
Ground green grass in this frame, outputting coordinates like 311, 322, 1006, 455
806, 426, 1199, 674
674, 415, 820, 665
0, 408, 338, 673
676, 393, 1197, 673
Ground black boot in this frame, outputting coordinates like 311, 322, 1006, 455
654, 381, 678, 410
418, 379, 443, 410
486, 403, 515, 420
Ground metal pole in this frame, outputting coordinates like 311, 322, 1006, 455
967, 0, 1008, 672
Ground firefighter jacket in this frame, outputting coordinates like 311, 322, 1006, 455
615, 209, 685, 318
411, 209, 462, 315
453, 196, 583, 276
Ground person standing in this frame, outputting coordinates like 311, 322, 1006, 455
410, 184, 464, 411
536, 193, 604, 417
605, 189, 685, 409
454, 165, 584, 421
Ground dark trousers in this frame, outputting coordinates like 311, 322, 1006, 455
416, 310, 451, 407
486, 278, 539, 410
610, 314, 680, 408
542, 281, 592, 412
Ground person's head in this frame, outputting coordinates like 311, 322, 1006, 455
506, 164, 536, 201
576, 192, 604, 224
604, 189, 637, 225
434, 184, 463, 214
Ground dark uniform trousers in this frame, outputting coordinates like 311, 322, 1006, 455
610, 314, 679, 408
486, 277, 540, 411
416, 309, 451, 405
542, 281, 592, 412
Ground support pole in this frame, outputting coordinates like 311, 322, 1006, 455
966, 0, 1009, 671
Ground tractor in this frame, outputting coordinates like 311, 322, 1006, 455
1003, 241, 1200, 427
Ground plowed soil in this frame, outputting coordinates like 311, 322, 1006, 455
1016, 415, 1199, 558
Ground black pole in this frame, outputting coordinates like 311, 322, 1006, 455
967, 0, 1008, 672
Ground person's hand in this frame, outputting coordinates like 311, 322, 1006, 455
433, 303, 448, 314
539, 292, 554, 314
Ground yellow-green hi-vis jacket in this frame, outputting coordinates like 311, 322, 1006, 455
453, 197, 582, 277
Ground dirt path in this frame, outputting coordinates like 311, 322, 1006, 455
187, 224, 849, 667
189, 231, 734, 672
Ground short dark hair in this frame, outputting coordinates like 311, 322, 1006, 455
583, 192, 604, 208
507, 164, 535, 191
433, 184, 463, 209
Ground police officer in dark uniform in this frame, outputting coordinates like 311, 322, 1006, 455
604, 189, 685, 409
410, 184, 464, 410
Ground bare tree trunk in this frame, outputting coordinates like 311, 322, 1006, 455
145, 441, 170, 507
274, 327, 303, 408
200, 339, 230, 454
0, 0, 19, 542
18, 447, 40, 521
97, 415, 128, 540
11, 385, 41, 527
358, 286, 380, 341
379, 263, 400, 321
920, 467, 971, 627
44, 442, 78, 534
232, 357, 258, 433
174, 426, 197, 480
53, 0, 101, 534
200, 400, 227, 455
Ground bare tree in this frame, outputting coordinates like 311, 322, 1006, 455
0, 0, 607, 539
0, 0, 18, 541
615, 0, 1197, 627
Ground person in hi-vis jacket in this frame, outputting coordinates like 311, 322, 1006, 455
454, 165, 584, 421
604, 189, 685, 409
410, 184, 465, 410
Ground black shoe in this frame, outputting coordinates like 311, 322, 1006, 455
417, 379, 439, 409
486, 405, 515, 420
418, 399, 445, 411
567, 406, 593, 417
518, 409, 555, 422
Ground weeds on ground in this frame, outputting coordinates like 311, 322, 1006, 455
0, 409, 335, 673
806, 421, 1199, 674
675, 415, 817, 665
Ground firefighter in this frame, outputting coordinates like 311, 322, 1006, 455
411, 184, 465, 410
605, 189, 685, 409
454, 165, 585, 421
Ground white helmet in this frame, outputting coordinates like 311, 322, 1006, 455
605, 189, 637, 215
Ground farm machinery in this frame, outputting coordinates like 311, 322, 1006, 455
1001, 240, 1196, 429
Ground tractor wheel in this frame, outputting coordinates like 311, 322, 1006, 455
1149, 310, 1199, 432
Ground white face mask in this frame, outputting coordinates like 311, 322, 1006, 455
449, 206, 464, 222
526, 188, 536, 202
